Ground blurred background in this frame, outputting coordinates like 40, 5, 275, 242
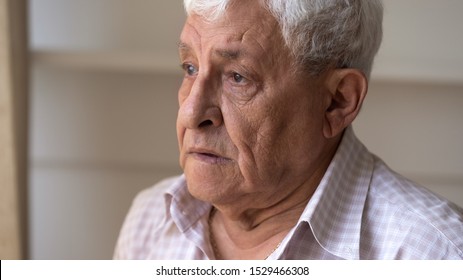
1, 0, 462, 259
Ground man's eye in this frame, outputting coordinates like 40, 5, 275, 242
232, 72, 245, 83
182, 63, 198, 76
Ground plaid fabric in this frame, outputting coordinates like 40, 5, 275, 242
114, 127, 463, 259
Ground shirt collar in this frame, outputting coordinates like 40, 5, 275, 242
296, 126, 373, 259
164, 174, 211, 233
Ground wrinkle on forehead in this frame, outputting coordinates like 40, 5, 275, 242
183, 14, 281, 53
185, 0, 278, 43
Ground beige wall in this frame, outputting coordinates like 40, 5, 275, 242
29, 0, 463, 259
354, 81, 463, 205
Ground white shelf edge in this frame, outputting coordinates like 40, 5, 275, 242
371, 55, 463, 86
32, 50, 182, 75
31, 50, 463, 85
31, 157, 181, 173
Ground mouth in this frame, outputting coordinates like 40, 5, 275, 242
187, 149, 232, 165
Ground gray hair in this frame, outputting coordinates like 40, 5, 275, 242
183, 0, 383, 78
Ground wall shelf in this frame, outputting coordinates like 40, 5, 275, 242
371, 55, 463, 86
32, 50, 182, 75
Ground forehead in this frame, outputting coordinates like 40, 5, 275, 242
179, 1, 285, 60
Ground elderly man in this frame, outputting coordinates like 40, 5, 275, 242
114, 0, 463, 259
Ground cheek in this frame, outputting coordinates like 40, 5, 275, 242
234, 94, 324, 175
220, 101, 288, 183
178, 80, 191, 106
176, 85, 190, 164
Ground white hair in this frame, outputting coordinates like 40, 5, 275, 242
183, 0, 383, 78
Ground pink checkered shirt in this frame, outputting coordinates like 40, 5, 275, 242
114, 127, 463, 259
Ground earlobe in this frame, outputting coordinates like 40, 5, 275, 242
323, 69, 368, 138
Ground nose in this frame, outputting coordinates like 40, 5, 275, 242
177, 75, 223, 130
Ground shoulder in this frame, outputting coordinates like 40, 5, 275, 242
113, 175, 184, 259
362, 156, 463, 259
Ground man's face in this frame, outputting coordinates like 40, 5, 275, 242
177, 1, 330, 210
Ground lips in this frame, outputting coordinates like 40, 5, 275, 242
187, 148, 232, 164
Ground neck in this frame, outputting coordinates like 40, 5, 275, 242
209, 136, 340, 259
210, 175, 317, 259
209, 206, 293, 260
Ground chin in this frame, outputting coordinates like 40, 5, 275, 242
184, 168, 221, 201
184, 171, 242, 206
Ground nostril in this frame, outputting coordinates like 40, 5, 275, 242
198, 119, 213, 128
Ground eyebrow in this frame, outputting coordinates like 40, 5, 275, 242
214, 49, 243, 60
178, 42, 191, 52
178, 41, 246, 60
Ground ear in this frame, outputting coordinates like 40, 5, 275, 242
323, 69, 368, 138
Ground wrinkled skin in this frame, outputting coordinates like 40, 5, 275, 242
176, 1, 358, 259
